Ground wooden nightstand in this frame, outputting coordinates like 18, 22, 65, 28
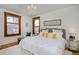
17, 37, 24, 44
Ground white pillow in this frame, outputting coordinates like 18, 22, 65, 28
53, 30, 63, 38
42, 30, 48, 32
39, 32, 43, 37
56, 32, 62, 38
53, 30, 63, 34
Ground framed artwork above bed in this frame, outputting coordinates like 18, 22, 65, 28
44, 19, 61, 26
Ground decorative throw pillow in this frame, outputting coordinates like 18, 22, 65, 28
26, 32, 31, 36
48, 32, 62, 39
51, 33, 57, 39
42, 32, 48, 38
48, 33, 57, 39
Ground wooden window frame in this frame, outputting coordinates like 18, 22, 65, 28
32, 16, 40, 35
4, 12, 21, 37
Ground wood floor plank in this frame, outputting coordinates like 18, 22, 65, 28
65, 48, 79, 55
0, 41, 18, 50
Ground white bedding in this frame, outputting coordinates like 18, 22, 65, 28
19, 36, 66, 55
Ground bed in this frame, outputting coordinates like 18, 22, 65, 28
19, 28, 66, 55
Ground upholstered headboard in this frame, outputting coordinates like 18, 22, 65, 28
40, 28, 66, 39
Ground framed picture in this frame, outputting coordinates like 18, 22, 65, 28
44, 19, 61, 26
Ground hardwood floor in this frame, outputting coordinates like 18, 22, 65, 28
65, 48, 79, 55
0, 41, 18, 50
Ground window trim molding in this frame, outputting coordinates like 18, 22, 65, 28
4, 12, 21, 37
32, 16, 40, 35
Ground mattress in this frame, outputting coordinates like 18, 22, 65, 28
19, 36, 66, 55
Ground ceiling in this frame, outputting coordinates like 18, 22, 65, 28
0, 4, 77, 17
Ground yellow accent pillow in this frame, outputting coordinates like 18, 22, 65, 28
42, 32, 48, 38
51, 33, 57, 39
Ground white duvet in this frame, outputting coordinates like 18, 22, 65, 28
19, 36, 66, 55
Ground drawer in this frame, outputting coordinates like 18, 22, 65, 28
70, 41, 78, 45
70, 43, 79, 48
69, 42, 79, 48
69, 46, 78, 50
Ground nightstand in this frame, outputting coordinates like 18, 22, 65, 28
17, 37, 24, 44
69, 40, 79, 51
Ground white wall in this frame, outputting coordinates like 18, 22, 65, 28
0, 8, 31, 45
1, 5, 79, 45
38, 6, 79, 40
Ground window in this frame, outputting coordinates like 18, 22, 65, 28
32, 16, 40, 35
4, 12, 21, 37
